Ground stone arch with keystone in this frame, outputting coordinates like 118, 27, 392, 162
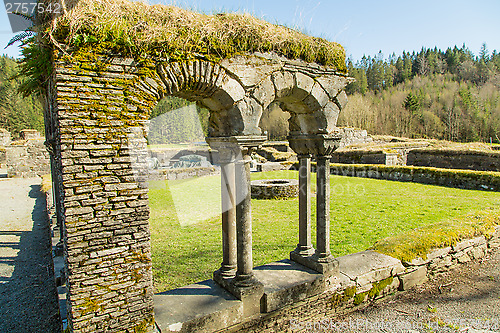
27, 1, 353, 332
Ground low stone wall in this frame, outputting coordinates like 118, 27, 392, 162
6, 138, 51, 178
331, 150, 390, 165
256, 161, 295, 172
227, 226, 500, 333
325, 163, 500, 192
407, 149, 500, 172
152, 167, 219, 181
398, 233, 498, 291
0, 128, 11, 146
337, 127, 373, 148
261, 141, 291, 153
0, 147, 6, 165
20, 129, 42, 140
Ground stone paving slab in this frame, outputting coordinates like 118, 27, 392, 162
254, 259, 323, 313
154, 279, 243, 333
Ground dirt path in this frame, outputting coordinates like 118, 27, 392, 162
331, 249, 500, 333
0, 178, 61, 333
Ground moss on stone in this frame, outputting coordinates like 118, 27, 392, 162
132, 315, 155, 333
330, 285, 357, 308
371, 209, 500, 262
368, 276, 393, 299
28, 0, 346, 84
81, 298, 104, 315
353, 291, 368, 306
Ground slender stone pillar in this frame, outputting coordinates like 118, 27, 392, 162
206, 140, 240, 282
207, 136, 265, 308
218, 149, 238, 278
291, 155, 314, 258
315, 156, 332, 260
234, 151, 257, 286
288, 134, 340, 275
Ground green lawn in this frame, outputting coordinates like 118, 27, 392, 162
149, 170, 500, 292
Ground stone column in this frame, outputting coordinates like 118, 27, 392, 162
215, 145, 238, 280
288, 134, 340, 275
290, 155, 314, 260
234, 150, 256, 286
315, 155, 333, 261
208, 136, 265, 315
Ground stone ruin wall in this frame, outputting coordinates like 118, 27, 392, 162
46, 47, 351, 332
407, 149, 500, 172
0, 129, 51, 178
0, 128, 11, 146
47, 55, 156, 333
336, 127, 373, 148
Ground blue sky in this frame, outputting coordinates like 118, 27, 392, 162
1, 0, 499, 61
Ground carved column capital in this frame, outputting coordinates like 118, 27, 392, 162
288, 133, 342, 157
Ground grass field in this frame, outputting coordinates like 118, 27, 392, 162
149, 170, 500, 292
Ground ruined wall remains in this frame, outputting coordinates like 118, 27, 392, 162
20, 129, 42, 140
407, 149, 500, 172
337, 127, 373, 148
326, 163, 500, 192
5, 130, 51, 178
331, 149, 388, 165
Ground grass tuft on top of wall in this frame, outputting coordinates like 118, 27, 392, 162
39, 0, 346, 70
370, 209, 500, 262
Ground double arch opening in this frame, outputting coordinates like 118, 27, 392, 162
48, 51, 351, 331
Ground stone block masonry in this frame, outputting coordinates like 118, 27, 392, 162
0, 128, 11, 146
51, 54, 157, 333
326, 163, 500, 192
407, 148, 500, 172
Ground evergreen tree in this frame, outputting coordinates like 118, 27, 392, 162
0, 55, 44, 137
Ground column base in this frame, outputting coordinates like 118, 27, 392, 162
213, 271, 264, 316
215, 265, 237, 279
291, 245, 315, 258
290, 251, 339, 276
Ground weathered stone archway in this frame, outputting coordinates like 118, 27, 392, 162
32, 1, 352, 332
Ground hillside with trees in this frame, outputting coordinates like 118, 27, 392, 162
340, 44, 500, 143
0, 55, 44, 138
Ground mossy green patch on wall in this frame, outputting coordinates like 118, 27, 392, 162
367, 276, 393, 299
353, 291, 368, 306
371, 209, 500, 262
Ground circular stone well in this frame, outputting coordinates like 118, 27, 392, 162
251, 179, 299, 199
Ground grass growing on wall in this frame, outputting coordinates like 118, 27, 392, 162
149, 170, 500, 292
370, 210, 500, 262
41, 0, 346, 70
